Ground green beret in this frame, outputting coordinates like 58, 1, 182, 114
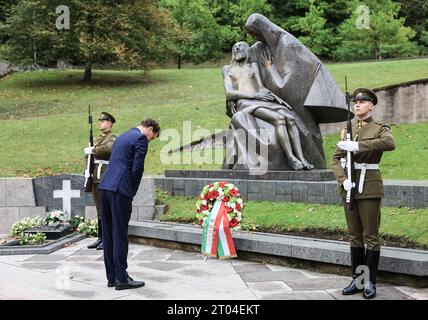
352, 88, 378, 105
98, 112, 116, 123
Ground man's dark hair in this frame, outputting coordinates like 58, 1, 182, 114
141, 118, 161, 137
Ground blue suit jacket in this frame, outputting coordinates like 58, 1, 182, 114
99, 128, 148, 200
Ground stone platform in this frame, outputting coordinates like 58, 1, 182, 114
1, 237, 425, 300
165, 169, 335, 181
154, 173, 428, 208
128, 220, 428, 288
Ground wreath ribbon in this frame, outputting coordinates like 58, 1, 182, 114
201, 199, 237, 259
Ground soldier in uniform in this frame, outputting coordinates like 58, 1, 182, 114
331, 88, 396, 299
84, 112, 117, 250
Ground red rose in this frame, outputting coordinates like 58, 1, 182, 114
204, 194, 210, 200
229, 188, 238, 197
199, 219, 204, 226
201, 204, 208, 211
219, 181, 225, 188
222, 196, 229, 202
229, 218, 238, 228
209, 183, 213, 187
196, 208, 201, 213
235, 204, 241, 211
211, 191, 219, 199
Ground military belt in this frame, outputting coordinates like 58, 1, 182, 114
94, 159, 110, 180
341, 159, 379, 194
354, 162, 379, 194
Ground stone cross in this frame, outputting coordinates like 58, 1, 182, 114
53, 180, 80, 215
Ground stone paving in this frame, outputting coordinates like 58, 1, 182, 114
0, 238, 426, 300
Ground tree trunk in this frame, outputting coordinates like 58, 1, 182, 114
84, 63, 92, 81
178, 55, 181, 70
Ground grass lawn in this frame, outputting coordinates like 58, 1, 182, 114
0, 58, 427, 178
157, 191, 428, 249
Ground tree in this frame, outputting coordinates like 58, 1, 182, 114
207, 0, 272, 48
269, 0, 350, 59
334, 0, 418, 61
161, 0, 231, 69
396, 0, 428, 54
1, 0, 175, 81
421, 26, 428, 54
288, 0, 335, 57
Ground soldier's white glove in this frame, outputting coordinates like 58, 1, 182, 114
337, 141, 359, 152
343, 179, 355, 192
84, 146, 94, 155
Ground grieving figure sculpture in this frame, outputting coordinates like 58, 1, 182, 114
223, 41, 314, 170
221, 14, 350, 171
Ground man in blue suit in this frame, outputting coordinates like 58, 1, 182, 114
99, 119, 160, 290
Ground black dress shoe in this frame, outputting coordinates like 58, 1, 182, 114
342, 277, 364, 295
87, 238, 102, 249
107, 280, 116, 288
115, 277, 145, 291
96, 242, 103, 250
363, 281, 376, 299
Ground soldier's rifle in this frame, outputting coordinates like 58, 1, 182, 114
345, 76, 355, 210
84, 105, 94, 192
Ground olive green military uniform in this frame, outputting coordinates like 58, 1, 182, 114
84, 112, 117, 250
91, 130, 117, 220
331, 117, 395, 250
331, 88, 396, 299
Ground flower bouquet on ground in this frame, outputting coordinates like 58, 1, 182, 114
195, 181, 244, 259
77, 219, 98, 237
68, 215, 86, 231
45, 210, 65, 226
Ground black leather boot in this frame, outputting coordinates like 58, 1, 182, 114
363, 249, 380, 299
342, 247, 365, 295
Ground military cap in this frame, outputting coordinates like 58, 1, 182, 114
98, 112, 116, 123
352, 88, 378, 105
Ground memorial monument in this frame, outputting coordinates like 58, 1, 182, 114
223, 13, 351, 171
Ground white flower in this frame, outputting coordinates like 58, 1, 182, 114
233, 209, 238, 214
231, 203, 236, 209
201, 200, 207, 206
237, 198, 243, 204
209, 187, 214, 192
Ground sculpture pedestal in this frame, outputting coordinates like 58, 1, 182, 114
164, 169, 335, 181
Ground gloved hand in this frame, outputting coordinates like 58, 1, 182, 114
343, 179, 355, 192
337, 141, 359, 152
84, 146, 94, 155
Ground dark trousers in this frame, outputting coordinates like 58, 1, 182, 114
91, 182, 102, 239
344, 198, 381, 251
99, 189, 132, 282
